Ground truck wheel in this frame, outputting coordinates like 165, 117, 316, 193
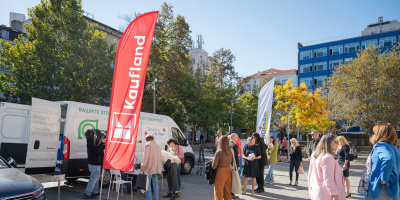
101, 169, 111, 187
181, 158, 193, 175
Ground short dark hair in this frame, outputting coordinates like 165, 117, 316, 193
145, 134, 154, 142
167, 139, 179, 145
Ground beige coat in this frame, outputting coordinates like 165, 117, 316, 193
141, 141, 162, 175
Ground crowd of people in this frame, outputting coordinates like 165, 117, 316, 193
211, 123, 400, 200
82, 122, 400, 200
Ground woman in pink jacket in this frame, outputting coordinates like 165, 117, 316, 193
308, 133, 346, 200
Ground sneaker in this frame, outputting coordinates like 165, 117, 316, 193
83, 194, 95, 199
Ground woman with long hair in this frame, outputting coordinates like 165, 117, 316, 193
361, 123, 400, 199
242, 136, 261, 197
212, 135, 233, 200
308, 133, 345, 200
265, 136, 278, 184
252, 133, 267, 193
289, 138, 302, 186
336, 136, 351, 198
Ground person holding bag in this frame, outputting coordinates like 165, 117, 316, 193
289, 138, 303, 186
161, 150, 181, 200
242, 136, 261, 197
212, 135, 233, 200
252, 133, 267, 193
361, 123, 400, 199
167, 139, 184, 190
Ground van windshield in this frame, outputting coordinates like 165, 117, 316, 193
171, 127, 185, 145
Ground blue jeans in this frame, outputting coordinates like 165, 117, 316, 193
145, 174, 159, 200
238, 156, 242, 175
85, 164, 101, 195
177, 164, 181, 189
264, 162, 276, 183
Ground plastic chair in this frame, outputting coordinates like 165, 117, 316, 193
107, 170, 133, 200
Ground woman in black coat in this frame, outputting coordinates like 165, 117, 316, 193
252, 133, 268, 193
289, 138, 302, 186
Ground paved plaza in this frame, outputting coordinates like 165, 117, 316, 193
40, 150, 369, 200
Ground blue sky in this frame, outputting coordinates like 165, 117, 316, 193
1, 0, 399, 77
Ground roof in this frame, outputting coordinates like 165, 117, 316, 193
248, 68, 297, 79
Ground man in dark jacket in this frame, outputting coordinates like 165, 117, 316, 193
253, 133, 268, 193
308, 130, 320, 157
84, 129, 105, 199
229, 133, 240, 199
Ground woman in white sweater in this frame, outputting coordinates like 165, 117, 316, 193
161, 150, 181, 200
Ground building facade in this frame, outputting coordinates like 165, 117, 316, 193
298, 19, 400, 90
245, 68, 298, 94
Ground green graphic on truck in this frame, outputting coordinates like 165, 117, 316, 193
78, 119, 99, 139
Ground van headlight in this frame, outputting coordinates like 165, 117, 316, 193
33, 187, 45, 199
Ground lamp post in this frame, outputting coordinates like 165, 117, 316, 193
146, 78, 163, 113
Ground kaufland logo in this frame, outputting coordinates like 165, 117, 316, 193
110, 113, 136, 144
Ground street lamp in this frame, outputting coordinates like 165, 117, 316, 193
145, 78, 163, 113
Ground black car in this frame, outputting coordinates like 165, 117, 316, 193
0, 156, 46, 199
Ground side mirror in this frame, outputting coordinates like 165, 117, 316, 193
165, 145, 168, 151
7, 157, 17, 168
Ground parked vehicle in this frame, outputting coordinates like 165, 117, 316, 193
298, 141, 308, 148
0, 98, 195, 186
0, 156, 46, 199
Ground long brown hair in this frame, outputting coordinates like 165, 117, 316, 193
370, 123, 398, 147
314, 133, 337, 159
270, 136, 276, 145
218, 135, 230, 156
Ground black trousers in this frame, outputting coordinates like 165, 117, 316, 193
289, 160, 300, 182
256, 164, 265, 189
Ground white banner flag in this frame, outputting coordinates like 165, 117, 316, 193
256, 78, 275, 140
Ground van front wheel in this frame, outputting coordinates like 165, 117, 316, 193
181, 159, 193, 175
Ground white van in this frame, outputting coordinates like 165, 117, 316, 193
0, 98, 195, 185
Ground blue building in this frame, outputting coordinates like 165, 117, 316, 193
298, 19, 400, 90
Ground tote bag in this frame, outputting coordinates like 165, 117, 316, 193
230, 149, 242, 194
135, 172, 148, 191
297, 163, 305, 174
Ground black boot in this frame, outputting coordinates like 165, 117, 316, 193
163, 193, 173, 198
257, 188, 264, 193
170, 193, 179, 200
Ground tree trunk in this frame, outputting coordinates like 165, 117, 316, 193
191, 122, 197, 146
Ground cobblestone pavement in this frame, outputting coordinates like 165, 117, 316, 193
39, 150, 369, 200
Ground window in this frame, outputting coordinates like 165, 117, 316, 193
300, 50, 312, 60
344, 42, 360, 53
300, 77, 313, 87
344, 57, 353, 63
171, 127, 186, 146
313, 48, 327, 58
361, 39, 378, 49
300, 64, 313, 73
329, 45, 343, 55
280, 79, 288, 85
314, 62, 327, 71
314, 76, 327, 88
0, 30, 9, 40
379, 36, 397, 47
1, 115, 29, 139
329, 59, 343, 70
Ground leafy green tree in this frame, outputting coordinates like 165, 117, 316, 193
0, 0, 116, 104
326, 46, 400, 135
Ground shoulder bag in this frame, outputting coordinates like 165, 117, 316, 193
230, 149, 242, 194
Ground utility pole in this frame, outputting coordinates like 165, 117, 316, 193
146, 78, 163, 114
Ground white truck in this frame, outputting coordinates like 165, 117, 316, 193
0, 98, 195, 185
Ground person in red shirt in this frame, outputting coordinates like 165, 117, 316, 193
235, 137, 242, 175
282, 137, 288, 156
